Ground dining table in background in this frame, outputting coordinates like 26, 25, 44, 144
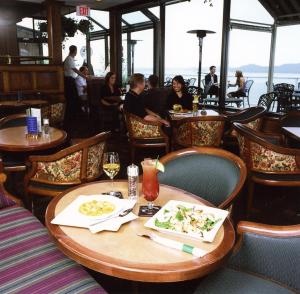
46, 180, 235, 283
169, 109, 221, 122
0, 126, 67, 152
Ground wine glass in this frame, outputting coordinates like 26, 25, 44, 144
141, 159, 159, 214
103, 152, 120, 192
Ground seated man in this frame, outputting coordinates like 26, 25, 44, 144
124, 73, 170, 127
205, 65, 219, 96
143, 74, 167, 118
75, 66, 89, 112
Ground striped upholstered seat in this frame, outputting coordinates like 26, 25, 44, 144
0, 206, 106, 294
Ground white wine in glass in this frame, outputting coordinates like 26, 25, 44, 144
103, 152, 120, 191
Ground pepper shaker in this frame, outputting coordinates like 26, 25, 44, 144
127, 164, 139, 201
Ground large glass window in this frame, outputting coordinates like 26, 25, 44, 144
165, 0, 224, 84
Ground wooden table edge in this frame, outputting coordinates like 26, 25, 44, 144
45, 181, 235, 283
0, 128, 67, 152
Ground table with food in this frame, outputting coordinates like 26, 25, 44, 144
46, 155, 234, 282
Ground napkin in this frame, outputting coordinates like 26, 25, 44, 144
51, 195, 138, 233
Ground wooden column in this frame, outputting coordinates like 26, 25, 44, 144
46, 0, 62, 64
219, 0, 231, 110
109, 10, 122, 84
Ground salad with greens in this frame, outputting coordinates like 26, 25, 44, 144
154, 204, 221, 237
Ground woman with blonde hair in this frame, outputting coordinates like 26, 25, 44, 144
228, 70, 246, 98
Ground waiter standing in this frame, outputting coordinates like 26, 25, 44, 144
64, 45, 87, 123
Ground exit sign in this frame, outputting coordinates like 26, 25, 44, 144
76, 5, 90, 17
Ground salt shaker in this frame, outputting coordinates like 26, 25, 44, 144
127, 164, 139, 201
43, 118, 50, 135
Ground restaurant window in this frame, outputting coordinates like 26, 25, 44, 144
165, 0, 224, 85
229, 0, 273, 106
121, 10, 156, 84
274, 25, 300, 89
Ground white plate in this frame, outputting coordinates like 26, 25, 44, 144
169, 110, 192, 115
74, 195, 124, 221
144, 200, 229, 243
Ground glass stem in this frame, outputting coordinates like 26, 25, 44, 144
111, 177, 114, 191
148, 201, 154, 211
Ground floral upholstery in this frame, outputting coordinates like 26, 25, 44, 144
237, 133, 247, 162
87, 142, 105, 179
33, 151, 82, 183
245, 118, 261, 131
130, 117, 162, 138
50, 103, 65, 126
177, 121, 223, 147
250, 142, 298, 172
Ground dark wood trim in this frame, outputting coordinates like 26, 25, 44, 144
159, 147, 247, 209
238, 221, 300, 238
45, 181, 235, 282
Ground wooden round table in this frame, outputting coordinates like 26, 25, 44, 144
46, 181, 235, 283
0, 126, 67, 152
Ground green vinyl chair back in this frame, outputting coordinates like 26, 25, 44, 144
158, 147, 246, 208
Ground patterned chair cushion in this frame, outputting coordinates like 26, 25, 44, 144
251, 143, 298, 172
245, 118, 261, 131
177, 121, 223, 147
194, 268, 294, 294
0, 191, 15, 209
0, 206, 106, 293
34, 151, 82, 183
87, 142, 105, 179
130, 118, 161, 138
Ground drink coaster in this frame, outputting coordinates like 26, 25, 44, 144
138, 205, 161, 217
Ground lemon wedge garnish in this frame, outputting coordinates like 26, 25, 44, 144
156, 161, 165, 173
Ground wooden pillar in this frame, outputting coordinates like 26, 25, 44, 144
46, 0, 62, 64
219, 0, 231, 110
109, 10, 122, 84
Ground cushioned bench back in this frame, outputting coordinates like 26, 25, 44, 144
158, 153, 240, 207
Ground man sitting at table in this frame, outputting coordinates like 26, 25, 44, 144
124, 73, 170, 127
143, 74, 168, 118
205, 66, 219, 96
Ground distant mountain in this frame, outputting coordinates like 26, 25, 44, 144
232, 63, 300, 74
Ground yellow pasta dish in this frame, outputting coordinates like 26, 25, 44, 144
79, 200, 115, 217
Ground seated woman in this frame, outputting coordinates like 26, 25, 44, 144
228, 70, 246, 98
166, 75, 193, 111
101, 72, 122, 106
100, 72, 122, 131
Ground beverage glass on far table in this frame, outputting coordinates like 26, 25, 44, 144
103, 152, 120, 192
141, 159, 159, 214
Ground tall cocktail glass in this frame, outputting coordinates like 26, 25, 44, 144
141, 159, 159, 214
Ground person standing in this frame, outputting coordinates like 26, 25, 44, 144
64, 45, 87, 121
75, 66, 89, 113
204, 66, 219, 96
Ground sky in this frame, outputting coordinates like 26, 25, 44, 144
17, 0, 300, 75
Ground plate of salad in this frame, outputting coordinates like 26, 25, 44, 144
144, 200, 229, 242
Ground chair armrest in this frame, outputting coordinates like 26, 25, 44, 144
0, 172, 22, 206
229, 221, 300, 292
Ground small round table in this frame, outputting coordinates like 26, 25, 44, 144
0, 126, 67, 152
46, 181, 235, 283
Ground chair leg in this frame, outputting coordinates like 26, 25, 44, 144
247, 178, 255, 217
247, 95, 250, 107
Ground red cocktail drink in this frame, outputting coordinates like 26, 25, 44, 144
142, 159, 159, 210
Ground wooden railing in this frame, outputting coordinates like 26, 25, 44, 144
0, 55, 53, 65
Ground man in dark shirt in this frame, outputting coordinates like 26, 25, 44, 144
143, 75, 167, 117
124, 73, 170, 127
204, 65, 219, 96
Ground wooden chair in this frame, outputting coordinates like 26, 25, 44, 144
233, 122, 300, 214
24, 132, 110, 210
159, 147, 246, 209
174, 116, 225, 148
124, 112, 169, 162
50, 102, 66, 128
194, 221, 300, 293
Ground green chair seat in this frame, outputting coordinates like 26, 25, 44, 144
194, 268, 294, 294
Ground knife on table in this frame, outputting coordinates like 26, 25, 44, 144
137, 233, 207, 257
